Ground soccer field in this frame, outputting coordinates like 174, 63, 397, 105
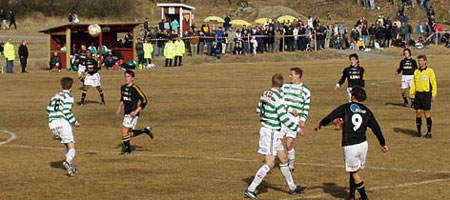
1, 55, 449, 200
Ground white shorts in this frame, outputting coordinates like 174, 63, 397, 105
49, 119, 75, 144
347, 87, 353, 102
401, 75, 414, 89
122, 115, 139, 129
77, 65, 86, 76
343, 141, 368, 172
84, 73, 101, 87
257, 127, 284, 156
281, 114, 300, 138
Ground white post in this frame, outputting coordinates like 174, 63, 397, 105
161, 7, 164, 20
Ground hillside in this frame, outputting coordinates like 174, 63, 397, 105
3, 0, 449, 32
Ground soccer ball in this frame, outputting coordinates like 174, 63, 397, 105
88, 24, 101, 37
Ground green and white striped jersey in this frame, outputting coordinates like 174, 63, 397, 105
47, 90, 78, 124
256, 88, 299, 132
281, 82, 311, 122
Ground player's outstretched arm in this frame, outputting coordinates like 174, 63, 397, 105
316, 104, 346, 131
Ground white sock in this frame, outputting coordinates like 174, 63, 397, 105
248, 164, 270, 192
66, 148, 76, 165
280, 163, 297, 190
288, 149, 295, 169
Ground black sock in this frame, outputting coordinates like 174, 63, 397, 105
349, 174, 356, 197
402, 95, 408, 104
355, 181, 367, 199
122, 134, 131, 152
132, 128, 146, 137
99, 90, 105, 102
81, 90, 87, 103
416, 117, 422, 134
426, 117, 432, 133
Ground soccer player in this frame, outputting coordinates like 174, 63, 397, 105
77, 44, 88, 86
335, 54, 365, 102
396, 48, 417, 107
281, 67, 310, 171
315, 86, 388, 200
115, 70, 153, 154
410, 55, 437, 138
77, 51, 105, 105
334, 53, 365, 128
47, 77, 80, 176
244, 74, 306, 200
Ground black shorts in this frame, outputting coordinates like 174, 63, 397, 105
414, 92, 432, 110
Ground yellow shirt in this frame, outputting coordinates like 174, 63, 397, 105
410, 67, 437, 97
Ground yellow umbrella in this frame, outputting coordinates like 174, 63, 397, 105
229, 19, 252, 26
203, 16, 225, 23
254, 18, 272, 24
277, 15, 297, 23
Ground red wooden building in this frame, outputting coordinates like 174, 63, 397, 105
156, 3, 195, 37
40, 23, 141, 69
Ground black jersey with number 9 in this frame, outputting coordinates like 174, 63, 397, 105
319, 102, 386, 147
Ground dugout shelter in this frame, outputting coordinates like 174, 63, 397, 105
40, 23, 141, 69
156, 3, 195, 37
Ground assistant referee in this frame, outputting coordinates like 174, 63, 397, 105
410, 55, 437, 138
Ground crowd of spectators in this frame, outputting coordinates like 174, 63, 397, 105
0, 9, 16, 30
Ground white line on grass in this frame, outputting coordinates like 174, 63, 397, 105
4, 143, 450, 174
0, 130, 17, 146
279, 178, 450, 200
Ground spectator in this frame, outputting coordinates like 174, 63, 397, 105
0, 42, 3, 71
143, 39, 153, 67
18, 40, 28, 73
226, 27, 235, 53
73, 12, 79, 24
368, 24, 376, 47
216, 27, 224, 54
267, 26, 275, 53
164, 19, 170, 31
135, 38, 145, 69
250, 36, 258, 54
224, 15, 231, 31
68, 12, 73, 24
189, 28, 200, 56
416, 22, 425, 39
385, 24, 393, 47
399, 22, 408, 44
49, 51, 62, 72
4, 39, 15, 73
171, 19, 179, 34
158, 19, 164, 31
8, 10, 16, 29
174, 36, 185, 66
164, 39, 175, 67
1, 9, 9, 30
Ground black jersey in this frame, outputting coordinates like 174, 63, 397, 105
120, 83, 147, 115
397, 58, 417, 75
85, 58, 98, 75
319, 102, 386, 147
337, 65, 365, 88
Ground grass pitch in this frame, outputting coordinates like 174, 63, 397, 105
1, 55, 450, 200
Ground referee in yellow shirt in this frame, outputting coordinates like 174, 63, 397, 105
410, 55, 437, 138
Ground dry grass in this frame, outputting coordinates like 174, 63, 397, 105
1, 55, 450, 199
